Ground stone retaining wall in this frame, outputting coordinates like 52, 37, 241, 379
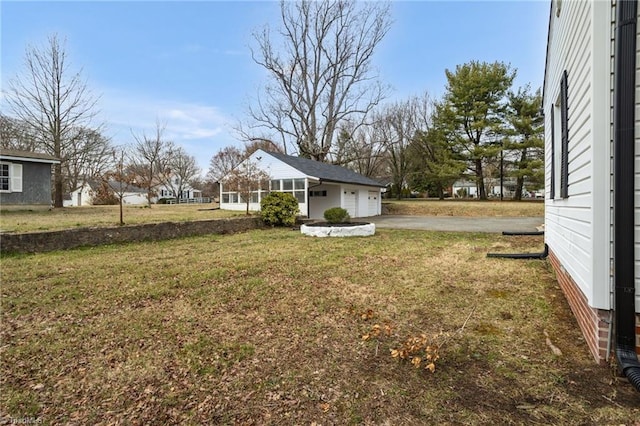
0, 217, 265, 254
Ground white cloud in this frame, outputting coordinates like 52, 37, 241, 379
98, 87, 239, 174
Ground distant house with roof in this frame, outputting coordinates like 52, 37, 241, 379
65, 180, 148, 207
0, 148, 60, 210
219, 149, 385, 219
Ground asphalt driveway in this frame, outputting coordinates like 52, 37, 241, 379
369, 215, 544, 233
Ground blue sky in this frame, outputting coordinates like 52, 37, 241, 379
1, 1, 549, 173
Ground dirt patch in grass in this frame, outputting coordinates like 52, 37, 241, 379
1, 229, 637, 424
383, 200, 544, 217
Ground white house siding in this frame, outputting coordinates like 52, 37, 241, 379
339, 186, 381, 218
122, 193, 148, 205
66, 184, 94, 207
308, 183, 341, 219
308, 184, 380, 219
544, 0, 613, 310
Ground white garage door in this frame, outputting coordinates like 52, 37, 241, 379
367, 191, 379, 216
344, 190, 357, 217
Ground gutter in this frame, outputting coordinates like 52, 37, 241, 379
614, 0, 640, 391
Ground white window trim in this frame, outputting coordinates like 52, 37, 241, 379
0, 162, 22, 193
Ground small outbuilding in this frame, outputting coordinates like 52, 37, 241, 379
65, 180, 148, 207
0, 149, 60, 210
219, 149, 385, 219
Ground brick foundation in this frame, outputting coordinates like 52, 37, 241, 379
548, 249, 640, 364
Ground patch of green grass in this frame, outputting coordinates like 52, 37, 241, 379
1, 229, 637, 424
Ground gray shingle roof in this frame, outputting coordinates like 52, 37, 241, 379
265, 151, 385, 188
0, 148, 60, 163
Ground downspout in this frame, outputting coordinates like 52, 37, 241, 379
614, 0, 640, 391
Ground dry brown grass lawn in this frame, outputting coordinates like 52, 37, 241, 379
1, 229, 637, 424
0, 200, 543, 234
384, 199, 544, 217
0, 204, 242, 233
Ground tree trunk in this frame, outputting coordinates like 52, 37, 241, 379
54, 163, 63, 208
438, 185, 445, 200
513, 149, 528, 201
119, 196, 124, 226
514, 176, 524, 201
394, 182, 403, 200
475, 159, 487, 200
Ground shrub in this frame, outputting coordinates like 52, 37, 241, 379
323, 207, 350, 224
260, 192, 299, 226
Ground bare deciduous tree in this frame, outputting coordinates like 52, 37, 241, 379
0, 114, 40, 151
206, 145, 245, 184
376, 99, 421, 199
5, 34, 101, 207
131, 121, 174, 207
158, 147, 201, 202
223, 158, 270, 215
248, 0, 391, 161
334, 122, 387, 178
63, 127, 113, 194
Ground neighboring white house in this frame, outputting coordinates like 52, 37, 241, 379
152, 176, 202, 203
452, 180, 478, 198
219, 149, 385, 219
543, 0, 640, 379
65, 180, 148, 207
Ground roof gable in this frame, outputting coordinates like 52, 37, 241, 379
262, 150, 384, 188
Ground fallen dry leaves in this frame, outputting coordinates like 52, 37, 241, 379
1, 228, 638, 424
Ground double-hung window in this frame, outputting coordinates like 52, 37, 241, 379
0, 163, 9, 191
0, 162, 22, 193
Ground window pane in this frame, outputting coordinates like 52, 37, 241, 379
222, 194, 229, 203
282, 179, 293, 190
294, 179, 305, 189
250, 192, 259, 203
294, 190, 305, 202
270, 180, 280, 191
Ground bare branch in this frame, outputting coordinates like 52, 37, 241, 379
246, 0, 391, 161
4, 34, 101, 207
